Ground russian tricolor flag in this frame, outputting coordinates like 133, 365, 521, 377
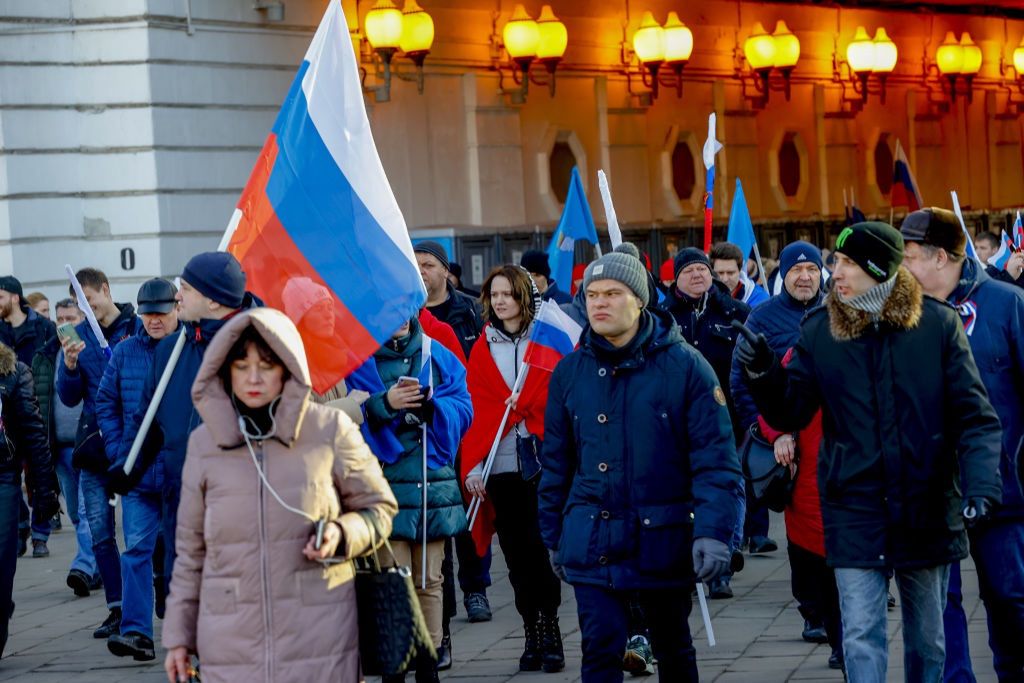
523, 301, 583, 373
1013, 211, 1023, 250
987, 229, 1015, 272
891, 140, 923, 211
224, 1, 426, 393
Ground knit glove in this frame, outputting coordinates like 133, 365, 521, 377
732, 320, 774, 376
692, 537, 730, 583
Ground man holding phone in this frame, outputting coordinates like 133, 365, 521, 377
57, 268, 143, 640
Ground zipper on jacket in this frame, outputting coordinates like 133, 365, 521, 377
255, 442, 275, 678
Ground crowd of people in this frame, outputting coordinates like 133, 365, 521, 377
0, 208, 1020, 683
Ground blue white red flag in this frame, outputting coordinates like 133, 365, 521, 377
987, 230, 1015, 271
223, 1, 426, 393
955, 300, 978, 337
703, 113, 723, 254
547, 167, 599, 293
891, 140, 923, 211
523, 301, 583, 372
1013, 211, 1023, 250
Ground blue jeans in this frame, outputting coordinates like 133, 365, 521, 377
54, 445, 96, 577
835, 564, 950, 683
80, 470, 121, 609
120, 489, 162, 637
730, 478, 746, 551
0, 472, 21, 657
942, 563, 976, 683
971, 519, 1024, 680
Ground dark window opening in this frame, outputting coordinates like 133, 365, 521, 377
671, 142, 696, 201
875, 135, 894, 196
779, 133, 801, 198
549, 141, 577, 204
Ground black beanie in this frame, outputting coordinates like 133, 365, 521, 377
520, 250, 551, 279
181, 252, 247, 309
413, 241, 450, 271
835, 222, 904, 282
0, 276, 26, 310
673, 248, 712, 280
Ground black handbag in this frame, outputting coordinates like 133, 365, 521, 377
71, 413, 109, 474
740, 423, 795, 513
356, 517, 436, 676
515, 429, 542, 482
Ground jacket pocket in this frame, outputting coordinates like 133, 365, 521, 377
199, 577, 239, 616
558, 505, 597, 569
298, 564, 355, 606
635, 503, 693, 577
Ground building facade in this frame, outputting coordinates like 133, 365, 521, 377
2, 0, 1023, 299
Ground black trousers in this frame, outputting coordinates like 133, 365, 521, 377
575, 584, 697, 682
788, 540, 843, 653
488, 473, 561, 618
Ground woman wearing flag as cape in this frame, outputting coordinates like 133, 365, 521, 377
461, 266, 565, 674
346, 317, 472, 683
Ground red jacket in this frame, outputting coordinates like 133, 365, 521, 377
758, 348, 826, 557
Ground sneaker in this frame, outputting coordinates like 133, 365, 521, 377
828, 650, 845, 670
747, 536, 778, 554
108, 631, 155, 661
463, 592, 492, 623
32, 540, 49, 558
708, 576, 734, 599
436, 632, 452, 671
66, 569, 92, 597
50, 514, 62, 532
730, 549, 745, 573
17, 532, 27, 558
887, 590, 896, 610
801, 619, 828, 644
93, 608, 121, 639
622, 634, 655, 676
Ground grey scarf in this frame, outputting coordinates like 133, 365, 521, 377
839, 275, 897, 315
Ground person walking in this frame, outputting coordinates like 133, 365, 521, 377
162, 308, 398, 683
540, 253, 741, 682
0, 338, 59, 659
736, 221, 1003, 682
33, 299, 98, 595
462, 265, 564, 673
347, 315, 473, 683
729, 241, 833, 639
901, 208, 1024, 682
96, 279, 180, 661
57, 268, 142, 639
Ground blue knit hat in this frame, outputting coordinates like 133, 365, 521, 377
181, 252, 246, 309
779, 241, 822, 281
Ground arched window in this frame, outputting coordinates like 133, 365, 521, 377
549, 141, 577, 204
778, 133, 801, 198
874, 134, 894, 196
671, 142, 696, 201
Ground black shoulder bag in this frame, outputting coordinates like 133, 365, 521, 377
739, 423, 795, 513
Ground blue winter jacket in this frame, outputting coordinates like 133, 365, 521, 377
95, 325, 181, 489
56, 303, 142, 419
949, 258, 1024, 518
539, 308, 742, 590
729, 289, 824, 432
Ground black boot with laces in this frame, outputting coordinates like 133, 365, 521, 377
520, 613, 543, 671
539, 610, 565, 673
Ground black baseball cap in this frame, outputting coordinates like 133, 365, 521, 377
137, 278, 177, 314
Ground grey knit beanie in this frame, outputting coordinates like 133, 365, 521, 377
582, 253, 650, 306
613, 242, 641, 261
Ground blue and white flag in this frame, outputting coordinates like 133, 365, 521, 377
547, 167, 598, 292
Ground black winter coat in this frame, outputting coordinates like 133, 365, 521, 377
539, 309, 741, 590
746, 268, 1003, 569
428, 282, 483, 359
0, 343, 57, 496
0, 308, 57, 367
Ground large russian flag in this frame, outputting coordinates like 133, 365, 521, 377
891, 140, 923, 211
523, 301, 583, 372
224, 1, 426, 393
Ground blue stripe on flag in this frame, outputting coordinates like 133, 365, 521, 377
266, 60, 424, 342
531, 319, 576, 357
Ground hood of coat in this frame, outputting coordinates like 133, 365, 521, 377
192, 308, 313, 449
826, 266, 923, 341
0, 342, 15, 376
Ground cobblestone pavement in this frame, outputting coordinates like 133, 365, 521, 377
1, 515, 998, 682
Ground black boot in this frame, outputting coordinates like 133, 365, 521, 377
414, 651, 440, 683
539, 611, 565, 673
93, 608, 121, 639
108, 631, 156, 661
520, 613, 543, 671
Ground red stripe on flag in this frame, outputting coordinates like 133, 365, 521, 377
524, 344, 564, 373
228, 134, 382, 393
703, 202, 713, 254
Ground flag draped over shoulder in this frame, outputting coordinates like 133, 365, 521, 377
547, 167, 598, 292
225, 1, 426, 393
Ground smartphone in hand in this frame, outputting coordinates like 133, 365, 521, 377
57, 323, 83, 345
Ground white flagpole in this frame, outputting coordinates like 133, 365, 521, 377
467, 361, 530, 530
951, 190, 980, 264
65, 265, 111, 359
695, 583, 716, 647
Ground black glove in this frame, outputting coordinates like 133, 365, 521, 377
732, 320, 774, 375
548, 548, 567, 582
962, 496, 995, 528
404, 396, 435, 426
31, 489, 60, 522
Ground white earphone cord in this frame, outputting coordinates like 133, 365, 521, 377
237, 410, 316, 524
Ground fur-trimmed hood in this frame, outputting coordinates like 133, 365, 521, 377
0, 342, 16, 376
826, 266, 923, 341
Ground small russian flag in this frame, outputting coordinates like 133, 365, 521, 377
523, 301, 584, 372
891, 140, 923, 211
987, 229, 1015, 272
1013, 211, 1023, 250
